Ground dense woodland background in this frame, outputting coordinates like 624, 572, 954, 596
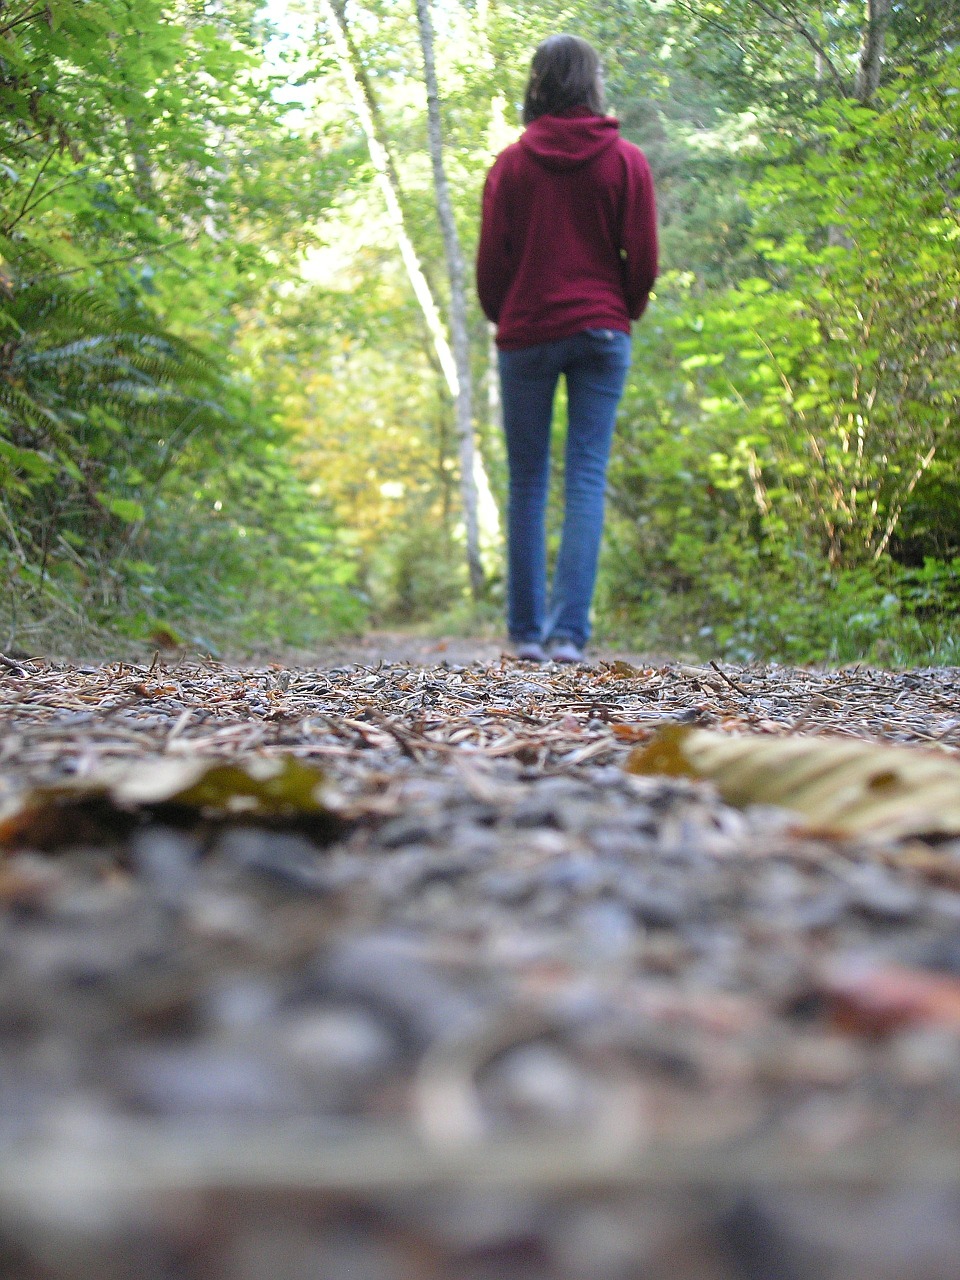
1, 0, 958, 662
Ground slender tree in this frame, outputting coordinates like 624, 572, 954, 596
317, 0, 498, 596
317, 0, 457, 390
413, 0, 484, 595
854, 0, 893, 103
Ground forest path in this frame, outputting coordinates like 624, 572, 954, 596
2, 649, 960, 1277
3, 642, 960, 779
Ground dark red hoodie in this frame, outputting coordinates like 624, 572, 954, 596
476, 108, 658, 350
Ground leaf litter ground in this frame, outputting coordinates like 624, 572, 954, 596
1, 638, 960, 1279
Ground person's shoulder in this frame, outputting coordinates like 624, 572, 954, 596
485, 139, 526, 188
609, 137, 654, 187
614, 135, 651, 167
493, 139, 526, 168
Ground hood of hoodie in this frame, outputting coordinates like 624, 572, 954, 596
518, 110, 621, 172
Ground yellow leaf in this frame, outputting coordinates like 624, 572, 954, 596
625, 724, 697, 778
626, 729, 960, 841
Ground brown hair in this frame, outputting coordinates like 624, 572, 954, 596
522, 34, 604, 125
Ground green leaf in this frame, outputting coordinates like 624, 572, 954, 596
99, 495, 145, 522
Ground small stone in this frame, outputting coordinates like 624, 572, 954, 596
620, 875, 687, 929
0, 854, 63, 914
587, 820, 650, 857
541, 854, 606, 896
640, 931, 686, 976
917, 928, 960, 976
791, 890, 849, 931
204, 976, 277, 1031
512, 795, 562, 828
482, 1042, 593, 1127
216, 828, 339, 895
479, 869, 538, 906
452, 824, 499, 858
573, 900, 638, 964
928, 891, 960, 926
845, 864, 921, 922
756, 1031, 865, 1087
889, 1027, 960, 1086
308, 933, 479, 1046
129, 827, 198, 907
371, 847, 432, 900
185, 889, 261, 944
526, 829, 570, 857
120, 1043, 308, 1116
280, 1005, 394, 1077
377, 812, 445, 848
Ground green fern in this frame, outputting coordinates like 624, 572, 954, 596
0, 273, 231, 561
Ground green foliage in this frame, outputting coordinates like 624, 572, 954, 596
107, 432, 365, 650
0, 0, 362, 652
603, 36, 960, 662
366, 509, 467, 623
600, 536, 960, 666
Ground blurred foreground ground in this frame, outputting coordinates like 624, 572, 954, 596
1, 646, 959, 1279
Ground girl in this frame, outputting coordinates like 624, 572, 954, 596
477, 34, 658, 662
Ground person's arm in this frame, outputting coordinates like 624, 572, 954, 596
476, 156, 513, 323
620, 147, 658, 321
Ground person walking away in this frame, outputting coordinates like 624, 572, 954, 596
477, 34, 658, 663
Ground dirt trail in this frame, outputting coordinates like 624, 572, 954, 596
255, 628, 677, 669
1, 645, 960, 1279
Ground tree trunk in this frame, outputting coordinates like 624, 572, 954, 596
318, 0, 498, 598
124, 117, 156, 204
854, 0, 893, 104
413, 0, 485, 596
824, 0, 892, 246
325, 1, 422, 271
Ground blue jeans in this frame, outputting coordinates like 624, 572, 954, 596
498, 327, 631, 649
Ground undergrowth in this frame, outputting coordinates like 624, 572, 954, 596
595, 555, 960, 667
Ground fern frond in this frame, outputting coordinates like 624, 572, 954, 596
22, 336, 110, 364
0, 377, 87, 468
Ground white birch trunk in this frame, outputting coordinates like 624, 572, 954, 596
318, 0, 498, 598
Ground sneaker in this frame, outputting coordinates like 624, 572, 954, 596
515, 642, 547, 662
550, 641, 584, 664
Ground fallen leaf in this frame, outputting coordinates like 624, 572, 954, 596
0, 755, 339, 850
625, 725, 695, 777
148, 624, 183, 650
607, 660, 641, 678
626, 726, 960, 841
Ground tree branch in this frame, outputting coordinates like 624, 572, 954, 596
4, 167, 92, 234
749, 0, 849, 97
660, 0, 750, 59
0, 6, 46, 38
23, 237, 189, 286
2, 145, 57, 236
872, 443, 936, 562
